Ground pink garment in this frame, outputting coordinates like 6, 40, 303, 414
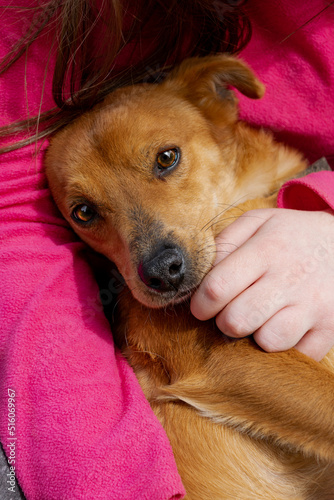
0, 3, 184, 500
238, 0, 334, 209
278, 171, 334, 211
1, 1, 334, 499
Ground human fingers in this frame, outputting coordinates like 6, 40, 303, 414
214, 208, 276, 265
191, 236, 268, 321
294, 329, 334, 362
214, 274, 288, 338
191, 209, 276, 321
252, 305, 314, 353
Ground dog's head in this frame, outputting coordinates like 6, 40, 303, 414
46, 55, 266, 308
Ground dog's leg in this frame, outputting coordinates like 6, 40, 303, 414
157, 336, 334, 463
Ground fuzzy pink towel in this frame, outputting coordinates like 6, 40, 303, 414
0, 3, 184, 499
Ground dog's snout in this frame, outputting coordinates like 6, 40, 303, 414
138, 246, 185, 292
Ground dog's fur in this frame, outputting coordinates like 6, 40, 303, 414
45, 56, 334, 499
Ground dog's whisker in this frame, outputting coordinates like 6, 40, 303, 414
195, 241, 239, 263
199, 207, 233, 233
197, 241, 239, 253
198, 193, 274, 236
124, 324, 129, 348
204, 213, 244, 233
110, 285, 135, 321
214, 249, 235, 256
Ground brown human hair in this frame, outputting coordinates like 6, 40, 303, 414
0, 0, 251, 154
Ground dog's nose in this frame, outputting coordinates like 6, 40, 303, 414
138, 246, 185, 292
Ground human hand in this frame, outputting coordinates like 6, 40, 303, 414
190, 208, 334, 361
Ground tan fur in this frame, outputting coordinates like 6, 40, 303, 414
45, 55, 334, 499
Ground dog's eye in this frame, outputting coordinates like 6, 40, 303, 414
71, 204, 97, 224
155, 148, 180, 176
157, 149, 178, 168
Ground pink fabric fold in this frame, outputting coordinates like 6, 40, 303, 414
277, 171, 334, 211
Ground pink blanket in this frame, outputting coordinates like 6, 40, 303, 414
1, 1, 333, 499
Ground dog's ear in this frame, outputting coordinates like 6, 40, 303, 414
162, 55, 264, 123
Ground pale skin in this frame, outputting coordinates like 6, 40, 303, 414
191, 208, 334, 362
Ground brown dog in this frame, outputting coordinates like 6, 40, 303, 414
46, 56, 334, 499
